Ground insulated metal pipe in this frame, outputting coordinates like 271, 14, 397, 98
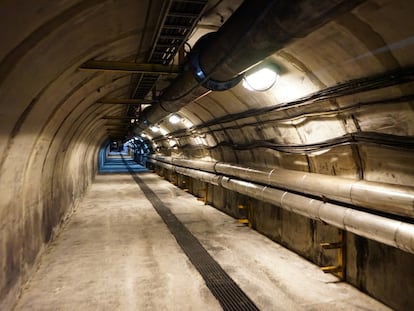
136, 0, 364, 131
215, 163, 414, 218
151, 155, 414, 218
220, 177, 414, 254
148, 158, 220, 185
150, 157, 414, 254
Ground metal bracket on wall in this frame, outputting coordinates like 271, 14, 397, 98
181, 176, 191, 193
196, 183, 208, 205
237, 202, 253, 228
320, 229, 346, 280
159, 167, 165, 178
170, 171, 177, 185
79, 60, 183, 74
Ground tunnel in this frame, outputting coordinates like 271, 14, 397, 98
1, 0, 414, 310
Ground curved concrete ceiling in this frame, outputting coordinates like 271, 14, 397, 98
1, 0, 414, 307
145, 0, 414, 188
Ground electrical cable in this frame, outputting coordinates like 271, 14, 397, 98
174, 131, 414, 154
193, 67, 414, 129
151, 91, 414, 142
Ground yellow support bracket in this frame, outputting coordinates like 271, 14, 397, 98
181, 177, 193, 193
320, 229, 346, 280
196, 184, 208, 205
321, 266, 342, 273
320, 242, 342, 249
237, 203, 253, 228
181, 179, 190, 192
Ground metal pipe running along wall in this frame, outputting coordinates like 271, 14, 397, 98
151, 156, 414, 219
148, 157, 414, 255
135, 0, 364, 132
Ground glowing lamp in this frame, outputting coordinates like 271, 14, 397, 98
242, 67, 279, 91
169, 114, 181, 124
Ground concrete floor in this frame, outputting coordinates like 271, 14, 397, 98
13, 173, 390, 311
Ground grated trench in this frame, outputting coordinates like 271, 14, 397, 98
123, 157, 260, 311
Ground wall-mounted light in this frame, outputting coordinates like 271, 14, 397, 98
141, 132, 153, 139
150, 125, 160, 133
242, 65, 279, 92
169, 114, 181, 124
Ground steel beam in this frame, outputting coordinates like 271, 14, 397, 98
107, 131, 128, 137
80, 60, 183, 74
102, 116, 137, 120
98, 98, 157, 105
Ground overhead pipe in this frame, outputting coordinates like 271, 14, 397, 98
135, 0, 364, 132
151, 155, 414, 219
149, 157, 414, 254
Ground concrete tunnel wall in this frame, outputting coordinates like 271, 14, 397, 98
0, 1, 165, 307
1, 0, 414, 310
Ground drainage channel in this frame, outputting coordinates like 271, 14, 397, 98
122, 156, 259, 311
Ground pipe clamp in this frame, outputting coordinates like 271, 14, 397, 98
189, 32, 243, 91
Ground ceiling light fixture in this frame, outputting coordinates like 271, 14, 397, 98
150, 125, 160, 133
242, 66, 279, 92
169, 114, 181, 124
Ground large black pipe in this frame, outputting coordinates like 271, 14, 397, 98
135, 0, 364, 132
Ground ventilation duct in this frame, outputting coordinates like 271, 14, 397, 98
135, 0, 364, 132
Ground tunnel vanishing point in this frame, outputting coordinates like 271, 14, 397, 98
1, 0, 414, 310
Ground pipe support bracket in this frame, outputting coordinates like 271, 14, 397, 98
189, 32, 243, 91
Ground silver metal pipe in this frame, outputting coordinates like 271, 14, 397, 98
149, 158, 220, 185
150, 157, 414, 254
150, 156, 414, 218
221, 177, 414, 254
173, 157, 217, 173
175, 166, 221, 186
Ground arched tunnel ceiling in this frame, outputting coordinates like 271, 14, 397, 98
1, 0, 413, 190
1, 1, 414, 308
141, 0, 414, 187
4, 1, 414, 192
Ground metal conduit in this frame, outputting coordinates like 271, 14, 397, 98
135, 0, 364, 131
149, 158, 414, 254
151, 156, 414, 219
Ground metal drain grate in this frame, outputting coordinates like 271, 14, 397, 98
123, 158, 259, 311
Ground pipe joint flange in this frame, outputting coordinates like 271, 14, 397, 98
189, 32, 243, 91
